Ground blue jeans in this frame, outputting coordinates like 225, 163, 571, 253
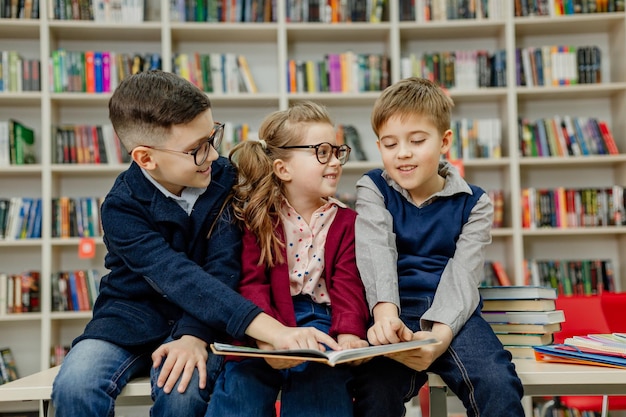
51, 338, 215, 417
351, 295, 525, 417
205, 296, 354, 417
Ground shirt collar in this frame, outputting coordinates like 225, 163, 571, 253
279, 196, 347, 216
381, 160, 473, 206
141, 168, 207, 215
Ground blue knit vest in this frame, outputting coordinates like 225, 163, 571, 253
365, 169, 485, 295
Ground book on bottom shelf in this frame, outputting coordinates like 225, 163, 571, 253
210, 338, 440, 367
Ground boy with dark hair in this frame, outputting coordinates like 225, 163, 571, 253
51, 70, 339, 417
351, 77, 525, 417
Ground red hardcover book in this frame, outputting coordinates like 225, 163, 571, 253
491, 261, 512, 286
597, 120, 619, 155
74, 270, 91, 311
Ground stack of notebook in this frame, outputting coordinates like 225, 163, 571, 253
534, 332, 626, 368
479, 286, 565, 359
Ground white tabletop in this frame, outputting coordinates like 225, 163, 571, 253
0, 366, 151, 402
428, 359, 626, 395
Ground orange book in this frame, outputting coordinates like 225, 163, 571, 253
84, 51, 96, 93
491, 261, 512, 286
288, 59, 297, 93
330, 0, 339, 22
59, 197, 71, 238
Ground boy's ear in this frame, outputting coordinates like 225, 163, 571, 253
131, 147, 157, 170
273, 159, 291, 182
440, 129, 453, 155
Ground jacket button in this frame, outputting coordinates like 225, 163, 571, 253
168, 320, 175, 326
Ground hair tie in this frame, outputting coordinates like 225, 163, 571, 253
258, 139, 267, 150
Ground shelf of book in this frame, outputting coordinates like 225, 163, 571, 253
0, 3, 625, 407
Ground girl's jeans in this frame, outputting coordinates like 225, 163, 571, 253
205, 295, 354, 417
351, 295, 525, 417
51, 337, 215, 417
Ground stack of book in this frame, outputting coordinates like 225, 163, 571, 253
534, 332, 626, 369
479, 286, 565, 359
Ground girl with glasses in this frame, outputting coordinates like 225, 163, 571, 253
205, 101, 370, 417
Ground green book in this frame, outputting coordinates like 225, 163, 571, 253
9, 119, 36, 165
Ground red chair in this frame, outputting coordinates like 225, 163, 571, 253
552, 294, 626, 415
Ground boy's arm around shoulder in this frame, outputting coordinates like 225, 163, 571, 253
172, 201, 246, 343
421, 192, 493, 335
237, 225, 283, 319
325, 207, 369, 340
354, 175, 400, 312
101, 167, 261, 345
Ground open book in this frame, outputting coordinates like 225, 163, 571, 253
210, 338, 440, 367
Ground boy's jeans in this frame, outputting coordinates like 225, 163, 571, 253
351, 295, 525, 417
51, 338, 212, 417
206, 295, 354, 417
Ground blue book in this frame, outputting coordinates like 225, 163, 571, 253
572, 117, 590, 155
534, 119, 550, 156
94, 51, 103, 93
67, 271, 81, 311
534, 344, 626, 368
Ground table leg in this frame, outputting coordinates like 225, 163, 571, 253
429, 385, 448, 417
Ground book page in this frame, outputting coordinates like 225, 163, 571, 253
211, 338, 440, 366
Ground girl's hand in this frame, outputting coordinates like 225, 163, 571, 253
269, 325, 341, 352
256, 340, 306, 369
337, 333, 369, 350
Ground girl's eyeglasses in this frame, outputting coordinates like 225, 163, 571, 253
278, 142, 351, 165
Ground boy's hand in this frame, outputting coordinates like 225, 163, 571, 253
151, 335, 208, 394
387, 324, 453, 371
367, 317, 414, 346
368, 301, 413, 345
337, 334, 370, 366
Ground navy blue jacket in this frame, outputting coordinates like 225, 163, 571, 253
74, 158, 262, 351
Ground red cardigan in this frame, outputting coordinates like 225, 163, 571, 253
239, 206, 370, 340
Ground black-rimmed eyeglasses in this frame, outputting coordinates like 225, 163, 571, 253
278, 142, 351, 165
137, 122, 225, 166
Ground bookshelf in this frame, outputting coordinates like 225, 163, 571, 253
1, 0, 626, 392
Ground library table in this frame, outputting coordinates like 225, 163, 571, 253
2, 359, 626, 417
428, 359, 626, 417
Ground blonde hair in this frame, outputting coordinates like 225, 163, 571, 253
229, 101, 333, 266
371, 77, 454, 137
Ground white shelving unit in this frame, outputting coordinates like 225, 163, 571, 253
2, 1, 626, 395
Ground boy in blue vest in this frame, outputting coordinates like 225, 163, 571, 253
51, 70, 339, 417
351, 77, 525, 417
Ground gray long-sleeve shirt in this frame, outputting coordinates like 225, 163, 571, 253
354, 161, 493, 335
